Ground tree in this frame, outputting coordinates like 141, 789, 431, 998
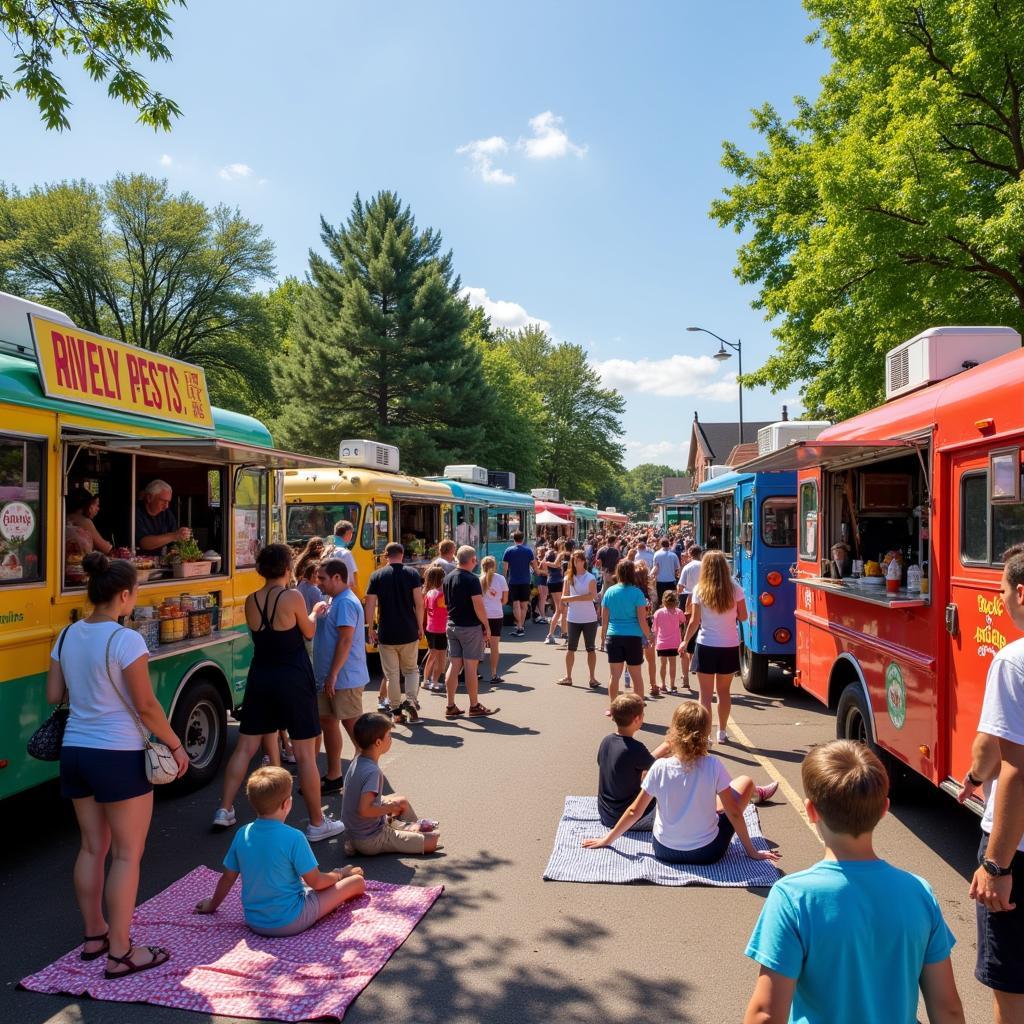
496, 325, 626, 499
712, 1, 1024, 419
618, 463, 683, 517
273, 191, 485, 472
463, 307, 545, 488
0, 174, 278, 414
1, 0, 184, 130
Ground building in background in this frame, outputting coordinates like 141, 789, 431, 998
685, 413, 771, 488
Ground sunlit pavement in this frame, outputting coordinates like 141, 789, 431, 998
2, 620, 990, 1023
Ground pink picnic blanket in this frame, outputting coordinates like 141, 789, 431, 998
20, 865, 443, 1022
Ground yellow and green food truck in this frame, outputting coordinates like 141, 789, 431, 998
0, 291, 328, 799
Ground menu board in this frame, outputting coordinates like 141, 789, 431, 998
234, 508, 259, 568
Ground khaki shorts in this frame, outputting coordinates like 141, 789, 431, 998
349, 822, 427, 855
318, 686, 364, 720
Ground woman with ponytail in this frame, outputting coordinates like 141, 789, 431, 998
45, 553, 188, 979
479, 555, 509, 683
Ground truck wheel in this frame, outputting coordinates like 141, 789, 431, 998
835, 680, 907, 798
169, 679, 227, 792
739, 642, 772, 694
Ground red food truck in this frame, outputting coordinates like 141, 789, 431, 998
742, 326, 1024, 809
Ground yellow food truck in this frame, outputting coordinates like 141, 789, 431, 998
0, 292, 328, 800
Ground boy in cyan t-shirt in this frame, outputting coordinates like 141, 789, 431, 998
195, 767, 365, 936
743, 740, 964, 1024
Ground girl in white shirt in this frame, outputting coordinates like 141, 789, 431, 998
479, 556, 509, 683
583, 701, 779, 864
681, 550, 747, 743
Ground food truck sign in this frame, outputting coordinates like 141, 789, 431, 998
29, 315, 215, 431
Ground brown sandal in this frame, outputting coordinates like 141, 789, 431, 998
468, 703, 498, 717
445, 704, 464, 719
105, 945, 171, 980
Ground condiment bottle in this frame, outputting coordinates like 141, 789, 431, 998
886, 558, 901, 594
906, 564, 922, 593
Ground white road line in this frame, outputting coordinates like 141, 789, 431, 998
728, 717, 822, 845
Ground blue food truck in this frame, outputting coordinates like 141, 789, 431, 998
691, 470, 798, 693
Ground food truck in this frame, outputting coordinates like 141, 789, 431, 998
283, 441, 453, 584
568, 501, 599, 542
597, 507, 629, 531
428, 473, 537, 561
0, 292, 330, 800
742, 325, 1024, 805
533, 495, 576, 540
691, 469, 799, 693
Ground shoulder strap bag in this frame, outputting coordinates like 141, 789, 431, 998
104, 628, 180, 785
26, 625, 72, 761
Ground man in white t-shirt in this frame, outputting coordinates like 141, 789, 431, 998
653, 537, 680, 602
958, 543, 1024, 1020
635, 538, 655, 572
328, 519, 359, 595
678, 545, 703, 596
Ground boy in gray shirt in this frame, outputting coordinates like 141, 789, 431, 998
341, 713, 442, 856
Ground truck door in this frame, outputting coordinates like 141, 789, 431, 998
946, 451, 1008, 787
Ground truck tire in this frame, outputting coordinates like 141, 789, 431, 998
739, 642, 772, 695
169, 679, 227, 793
835, 680, 907, 799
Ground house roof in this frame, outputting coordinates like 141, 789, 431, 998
687, 418, 771, 473
660, 476, 691, 498
726, 442, 760, 467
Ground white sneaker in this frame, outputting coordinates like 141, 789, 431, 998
306, 816, 345, 842
544, 635, 555, 645
212, 807, 236, 829
717, 729, 728, 743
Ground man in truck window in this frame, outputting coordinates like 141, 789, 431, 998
959, 543, 1024, 1022
135, 479, 191, 552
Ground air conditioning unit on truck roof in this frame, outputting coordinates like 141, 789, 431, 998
757, 420, 830, 455
885, 326, 1021, 401
444, 464, 488, 485
532, 488, 560, 501
705, 465, 732, 480
488, 470, 516, 490
338, 439, 400, 473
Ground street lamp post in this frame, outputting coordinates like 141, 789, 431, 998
687, 326, 743, 446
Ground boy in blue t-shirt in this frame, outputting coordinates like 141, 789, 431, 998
195, 766, 365, 936
743, 740, 964, 1024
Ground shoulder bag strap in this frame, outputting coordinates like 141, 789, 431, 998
55, 624, 71, 705
103, 626, 152, 748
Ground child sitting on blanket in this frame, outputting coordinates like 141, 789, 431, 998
597, 694, 671, 831
583, 701, 780, 865
195, 766, 365, 936
743, 741, 963, 1024
340, 713, 442, 856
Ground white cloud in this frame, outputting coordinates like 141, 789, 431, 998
594, 353, 739, 401
159, 154, 173, 167
461, 286, 551, 334
519, 111, 587, 160
623, 439, 692, 470
218, 162, 255, 182
456, 136, 515, 185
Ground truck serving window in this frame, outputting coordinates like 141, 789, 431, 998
761, 498, 797, 548
286, 502, 360, 547
234, 468, 269, 569
961, 470, 1024, 565
799, 482, 818, 561
0, 436, 45, 585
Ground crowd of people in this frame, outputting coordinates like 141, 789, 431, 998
41, 524, 1024, 1024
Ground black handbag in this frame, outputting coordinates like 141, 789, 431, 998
26, 626, 71, 762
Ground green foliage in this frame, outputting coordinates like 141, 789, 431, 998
463, 307, 544, 489
712, 0, 1024, 419
494, 324, 625, 499
0, 0, 184, 130
618, 463, 683, 517
272, 191, 484, 472
0, 174, 277, 415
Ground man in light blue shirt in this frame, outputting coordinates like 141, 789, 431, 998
743, 740, 963, 1024
313, 559, 369, 792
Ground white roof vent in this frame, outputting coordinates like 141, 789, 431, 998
757, 420, 830, 455
531, 488, 561, 502
338, 439, 400, 473
0, 290, 75, 357
705, 465, 732, 480
885, 326, 1021, 401
443, 464, 488, 485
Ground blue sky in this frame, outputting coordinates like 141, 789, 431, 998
2, 1, 829, 468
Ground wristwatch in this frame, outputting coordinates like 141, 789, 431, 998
982, 858, 1012, 877
966, 771, 983, 787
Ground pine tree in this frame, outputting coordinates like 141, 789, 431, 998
273, 191, 482, 471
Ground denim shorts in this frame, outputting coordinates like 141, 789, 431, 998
60, 746, 152, 804
975, 834, 1024, 993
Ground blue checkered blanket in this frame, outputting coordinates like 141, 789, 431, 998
542, 796, 781, 886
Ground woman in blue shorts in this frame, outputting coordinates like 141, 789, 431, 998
46, 553, 188, 979
600, 560, 653, 714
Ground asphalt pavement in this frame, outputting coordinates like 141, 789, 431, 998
1, 620, 992, 1023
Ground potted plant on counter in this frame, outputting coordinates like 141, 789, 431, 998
169, 537, 213, 579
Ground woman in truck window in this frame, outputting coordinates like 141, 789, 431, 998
66, 487, 113, 556
681, 550, 747, 744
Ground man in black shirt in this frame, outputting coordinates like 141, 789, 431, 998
135, 479, 191, 552
442, 546, 497, 720
595, 536, 621, 590
365, 543, 424, 721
